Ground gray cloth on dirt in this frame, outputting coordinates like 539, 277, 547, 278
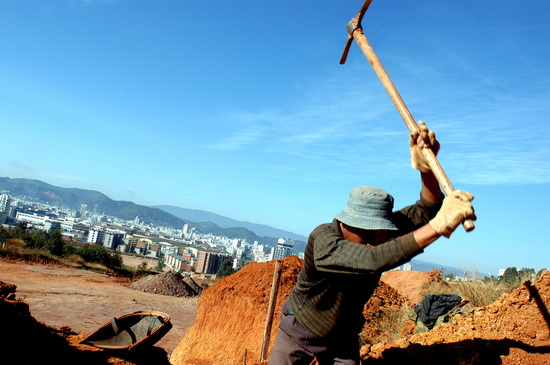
413, 293, 462, 330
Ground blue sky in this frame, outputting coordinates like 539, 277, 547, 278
1, 0, 549, 276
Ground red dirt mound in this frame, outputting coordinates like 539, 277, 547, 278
360, 280, 411, 344
381, 269, 442, 305
171, 257, 414, 364
172, 259, 550, 365
170, 256, 303, 365
129, 272, 202, 297
361, 270, 550, 364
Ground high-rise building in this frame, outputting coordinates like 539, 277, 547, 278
103, 230, 125, 249
0, 194, 12, 213
87, 226, 105, 244
195, 251, 232, 274
80, 204, 88, 219
272, 238, 294, 260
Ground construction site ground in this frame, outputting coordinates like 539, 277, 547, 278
0, 258, 198, 360
2, 255, 549, 364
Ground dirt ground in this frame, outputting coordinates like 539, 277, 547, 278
0, 258, 198, 356
3, 255, 549, 365
380, 269, 442, 305
120, 255, 171, 273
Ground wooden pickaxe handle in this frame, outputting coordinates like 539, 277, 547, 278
340, 1, 474, 232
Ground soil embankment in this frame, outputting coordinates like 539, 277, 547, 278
172, 257, 550, 365
2, 256, 549, 364
170, 255, 303, 365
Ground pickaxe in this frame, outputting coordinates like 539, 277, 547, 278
340, 0, 475, 232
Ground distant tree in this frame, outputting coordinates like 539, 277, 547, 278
16, 221, 28, 232
0, 227, 9, 244
445, 272, 456, 281
155, 258, 165, 272
62, 242, 79, 256
500, 267, 519, 283
136, 262, 149, 276
216, 258, 236, 278
518, 267, 535, 278
10, 224, 29, 241
77, 244, 121, 268
45, 230, 64, 256
108, 251, 123, 268
77, 244, 108, 264
28, 230, 48, 249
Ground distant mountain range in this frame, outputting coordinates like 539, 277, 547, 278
0, 177, 305, 249
0, 176, 483, 276
408, 259, 486, 278
154, 205, 307, 242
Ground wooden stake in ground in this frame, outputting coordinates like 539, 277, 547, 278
340, 0, 475, 232
259, 259, 283, 362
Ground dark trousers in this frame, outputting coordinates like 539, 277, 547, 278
268, 302, 359, 365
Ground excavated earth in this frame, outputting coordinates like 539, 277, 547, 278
1, 256, 549, 364
129, 271, 203, 298
172, 258, 550, 365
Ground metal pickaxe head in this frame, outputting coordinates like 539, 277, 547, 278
340, 0, 374, 64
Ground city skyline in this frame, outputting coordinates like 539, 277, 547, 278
1, 1, 549, 276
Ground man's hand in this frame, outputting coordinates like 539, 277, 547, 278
410, 121, 440, 172
430, 190, 476, 238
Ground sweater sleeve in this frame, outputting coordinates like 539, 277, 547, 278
311, 222, 423, 275
311, 194, 441, 276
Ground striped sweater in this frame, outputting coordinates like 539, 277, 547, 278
288, 195, 441, 339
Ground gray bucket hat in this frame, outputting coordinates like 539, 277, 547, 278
335, 186, 398, 230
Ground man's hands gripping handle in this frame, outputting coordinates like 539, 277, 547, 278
410, 121, 476, 233
430, 190, 476, 238
410, 121, 440, 172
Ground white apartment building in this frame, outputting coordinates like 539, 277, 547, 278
16, 211, 49, 226
271, 237, 294, 260
88, 226, 106, 244
157, 242, 179, 256
0, 194, 12, 213
103, 230, 125, 249
165, 253, 191, 273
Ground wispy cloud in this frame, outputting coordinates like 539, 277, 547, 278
209, 59, 550, 186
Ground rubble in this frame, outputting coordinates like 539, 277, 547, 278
128, 271, 202, 297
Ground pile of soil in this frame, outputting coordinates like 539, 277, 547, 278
381, 269, 442, 305
129, 272, 202, 298
360, 281, 412, 345
361, 271, 550, 364
172, 256, 550, 365
170, 256, 303, 365
4, 255, 549, 364
170, 256, 419, 365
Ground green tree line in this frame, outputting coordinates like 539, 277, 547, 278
0, 223, 122, 269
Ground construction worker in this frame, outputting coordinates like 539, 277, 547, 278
268, 122, 475, 364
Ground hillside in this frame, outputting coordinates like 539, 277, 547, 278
154, 204, 308, 242
0, 177, 302, 248
2, 177, 473, 272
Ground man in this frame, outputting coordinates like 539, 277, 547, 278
269, 122, 475, 364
